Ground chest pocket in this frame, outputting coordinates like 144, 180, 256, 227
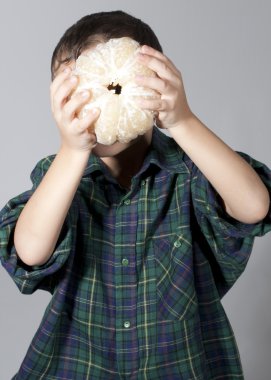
153, 229, 198, 321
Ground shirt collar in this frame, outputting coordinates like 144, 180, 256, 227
82, 127, 190, 178
143, 127, 190, 174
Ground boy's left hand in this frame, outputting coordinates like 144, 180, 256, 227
135, 45, 193, 129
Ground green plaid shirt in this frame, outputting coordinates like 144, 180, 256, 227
1, 127, 271, 379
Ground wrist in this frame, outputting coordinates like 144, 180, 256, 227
169, 112, 197, 135
58, 144, 91, 167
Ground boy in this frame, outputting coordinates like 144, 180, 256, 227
0, 10, 270, 380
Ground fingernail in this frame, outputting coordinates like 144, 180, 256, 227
135, 75, 144, 81
81, 90, 89, 98
134, 99, 144, 107
137, 53, 145, 59
92, 108, 99, 115
70, 76, 77, 83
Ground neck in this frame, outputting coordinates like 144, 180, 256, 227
101, 130, 153, 188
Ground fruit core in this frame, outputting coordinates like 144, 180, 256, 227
107, 82, 122, 95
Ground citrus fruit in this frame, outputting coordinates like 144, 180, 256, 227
73, 37, 159, 145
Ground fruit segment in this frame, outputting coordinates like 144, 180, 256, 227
73, 37, 159, 145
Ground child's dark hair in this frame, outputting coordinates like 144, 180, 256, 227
51, 10, 163, 80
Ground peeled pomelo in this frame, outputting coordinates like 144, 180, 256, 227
73, 37, 159, 145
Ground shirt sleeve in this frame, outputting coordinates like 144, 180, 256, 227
0, 155, 77, 295
191, 151, 271, 296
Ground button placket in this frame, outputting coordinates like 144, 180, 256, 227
115, 191, 138, 373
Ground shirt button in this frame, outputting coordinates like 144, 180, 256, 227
122, 258, 129, 266
124, 199, 131, 205
124, 321, 131, 329
174, 240, 182, 248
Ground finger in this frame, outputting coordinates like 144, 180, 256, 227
139, 45, 180, 77
137, 53, 173, 81
140, 45, 180, 76
52, 75, 78, 114
135, 75, 171, 95
136, 98, 166, 112
74, 108, 101, 132
50, 67, 72, 97
62, 90, 91, 122
72, 117, 97, 145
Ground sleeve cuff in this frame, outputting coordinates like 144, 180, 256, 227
191, 151, 271, 239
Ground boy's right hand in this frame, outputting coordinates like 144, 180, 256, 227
50, 67, 100, 153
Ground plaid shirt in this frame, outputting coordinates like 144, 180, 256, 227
1, 127, 271, 380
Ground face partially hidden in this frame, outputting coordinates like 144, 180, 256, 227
54, 54, 154, 159
91, 128, 153, 158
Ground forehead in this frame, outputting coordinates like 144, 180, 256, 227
52, 34, 110, 80
53, 43, 100, 79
